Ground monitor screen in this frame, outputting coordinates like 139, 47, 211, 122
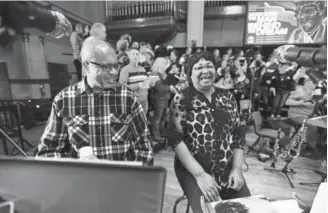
0, 157, 166, 213
245, 1, 327, 45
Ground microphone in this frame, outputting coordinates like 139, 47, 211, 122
274, 45, 327, 67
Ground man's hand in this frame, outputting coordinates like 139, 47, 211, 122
195, 172, 220, 202
200, 196, 216, 213
80, 155, 98, 161
228, 168, 245, 191
79, 146, 98, 161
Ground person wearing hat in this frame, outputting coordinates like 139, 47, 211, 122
270, 57, 297, 118
150, 57, 171, 143
167, 51, 250, 213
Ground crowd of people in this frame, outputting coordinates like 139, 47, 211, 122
35, 21, 327, 213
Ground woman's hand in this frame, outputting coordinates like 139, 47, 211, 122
228, 167, 245, 191
200, 196, 216, 213
195, 172, 220, 202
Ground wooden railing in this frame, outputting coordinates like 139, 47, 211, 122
107, 1, 187, 23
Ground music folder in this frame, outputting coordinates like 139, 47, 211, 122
0, 157, 166, 213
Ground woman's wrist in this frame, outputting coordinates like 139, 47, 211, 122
193, 170, 206, 178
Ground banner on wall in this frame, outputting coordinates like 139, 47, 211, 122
245, 1, 327, 45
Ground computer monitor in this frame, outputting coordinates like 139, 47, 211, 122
0, 157, 166, 213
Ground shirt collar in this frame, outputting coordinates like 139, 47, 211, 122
76, 77, 118, 95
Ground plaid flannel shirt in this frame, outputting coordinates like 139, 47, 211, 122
37, 79, 154, 166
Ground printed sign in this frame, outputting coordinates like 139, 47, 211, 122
246, 1, 327, 45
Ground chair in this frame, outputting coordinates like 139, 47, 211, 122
173, 194, 190, 213
247, 111, 285, 154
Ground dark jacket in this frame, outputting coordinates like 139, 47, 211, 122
152, 72, 171, 100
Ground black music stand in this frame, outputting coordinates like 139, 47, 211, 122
0, 126, 29, 157
264, 158, 297, 188
0, 101, 34, 155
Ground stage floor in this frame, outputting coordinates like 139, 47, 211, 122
155, 149, 325, 213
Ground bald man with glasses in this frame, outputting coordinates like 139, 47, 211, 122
37, 39, 154, 166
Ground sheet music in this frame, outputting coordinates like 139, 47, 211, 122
310, 182, 327, 213
271, 200, 303, 213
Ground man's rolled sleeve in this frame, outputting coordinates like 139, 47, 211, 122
36, 94, 69, 158
130, 96, 154, 166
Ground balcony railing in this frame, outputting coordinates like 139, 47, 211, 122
106, 1, 187, 23
204, 0, 247, 18
204, 0, 247, 7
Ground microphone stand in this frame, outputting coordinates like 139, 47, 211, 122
0, 127, 28, 157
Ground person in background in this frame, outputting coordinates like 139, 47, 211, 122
221, 54, 229, 64
131, 41, 140, 49
119, 48, 154, 115
215, 66, 234, 90
140, 41, 147, 49
226, 48, 234, 61
285, 77, 320, 156
36, 39, 153, 166
154, 45, 167, 58
249, 51, 266, 111
165, 62, 181, 102
70, 23, 84, 81
181, 46, 193, 64
83, 25, 90, 39
270, 61, 295, 118
216, 60, 228, 79
117, 38, 130, 68
212, 49, 221, 69
233, 62, 250, 111
85, 23, 107, 41
169, 49, 179, 64
120, 34, 132, 48
186, 46, 193, 55
167, 51, 250, 213
140, 46, 155, 73
293, 66, 309, 83
150, 57, 171, 143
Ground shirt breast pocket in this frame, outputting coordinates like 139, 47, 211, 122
110, 113, 130, 143
64, 115, 89, 146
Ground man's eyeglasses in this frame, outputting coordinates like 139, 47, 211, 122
87, 61, 121, 72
